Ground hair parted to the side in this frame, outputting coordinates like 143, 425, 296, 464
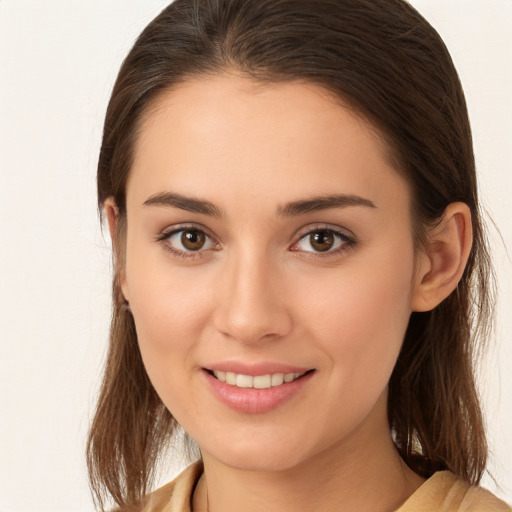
87, 0, 495, 509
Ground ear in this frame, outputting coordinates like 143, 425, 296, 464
411, 202, 473, 312
103, 197, 130, 301
104, 197, 119, 243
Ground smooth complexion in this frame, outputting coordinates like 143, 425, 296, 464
106, 73, 472, 512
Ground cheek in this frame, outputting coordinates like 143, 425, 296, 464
129, 278, 211, 354
123, 242, 215, 388
296, 247, 415, 392
125, 225, 210, 329
127, 276, 213, 416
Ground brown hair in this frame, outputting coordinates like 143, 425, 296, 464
88, 0, 495, 509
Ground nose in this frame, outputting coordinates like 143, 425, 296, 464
212, 249, 293, 344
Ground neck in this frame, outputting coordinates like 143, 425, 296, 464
193, 420, 424, 512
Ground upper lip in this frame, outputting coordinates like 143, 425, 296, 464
203, 361, 314, 376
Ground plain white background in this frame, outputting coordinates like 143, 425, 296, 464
0, 1, 511, 510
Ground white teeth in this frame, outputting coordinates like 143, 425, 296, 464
236, 374, 253, 388
212, 370, 306, 388
271, 373, 284, 386
253, 374, 272, 389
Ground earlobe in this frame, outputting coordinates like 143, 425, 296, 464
411, 202, 473, 312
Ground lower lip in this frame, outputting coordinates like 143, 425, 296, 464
203, 370, 315, 414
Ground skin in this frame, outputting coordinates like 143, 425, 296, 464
106, 72, 472, 512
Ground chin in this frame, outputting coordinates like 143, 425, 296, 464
199, 431, 319, 473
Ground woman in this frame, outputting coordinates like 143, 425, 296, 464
87, 0, 511, 510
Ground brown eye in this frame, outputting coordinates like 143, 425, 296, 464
161, 227, 217, 256
294, 228, 351, 255
309, 231, 335, 252
181, 230, 206, 251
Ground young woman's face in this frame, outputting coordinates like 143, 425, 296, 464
120, 74, 423, 471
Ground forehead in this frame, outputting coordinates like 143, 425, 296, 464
128, 73, 409, 215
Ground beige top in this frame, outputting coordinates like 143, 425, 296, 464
140, 461, 511, 512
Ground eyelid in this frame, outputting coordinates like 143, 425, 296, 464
155, 222, 220, 259
289, 223, 357, 255
155, 222, 356, 259
156, 222, 218, 242
292, 223, 356, 243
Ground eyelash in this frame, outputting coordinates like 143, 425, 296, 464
291, 225, 356, 258
156, 224, 356, 260
156, 223, 219, 260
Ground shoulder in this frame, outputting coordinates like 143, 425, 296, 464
138, 460, 204, 512
397, 471, 511, 512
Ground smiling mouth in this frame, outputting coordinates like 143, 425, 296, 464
207, 369, 314, 389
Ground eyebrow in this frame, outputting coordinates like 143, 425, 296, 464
142, 191, 376, 217
143, 192, 223, 217
277, 194, 376, 216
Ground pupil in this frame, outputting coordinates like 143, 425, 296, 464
311, 231, 334, 252
181, 230, 205, 250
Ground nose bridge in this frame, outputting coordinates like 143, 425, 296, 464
214, 244, 292, 343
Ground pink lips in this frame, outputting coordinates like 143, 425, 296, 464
202, 362, 315, 414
